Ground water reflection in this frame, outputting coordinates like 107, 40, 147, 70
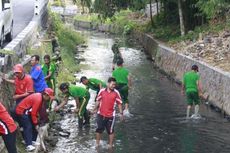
50, 31, 230, 153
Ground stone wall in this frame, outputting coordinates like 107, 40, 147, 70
133, 31, 230, 115
0, 1, 48, 152
73, 19, 230, 115
74, 20, 121, 34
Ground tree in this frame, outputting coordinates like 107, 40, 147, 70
149, 0, 154, 27
196, 0, 229, 20
178, 0, 185, 36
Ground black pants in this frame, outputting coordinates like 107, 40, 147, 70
2, 130, 17, 153
96, 114, 115, 134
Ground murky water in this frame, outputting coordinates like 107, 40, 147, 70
50, 31, 230, 153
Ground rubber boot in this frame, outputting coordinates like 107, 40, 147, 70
195, 105, 199, 115
78, 118, 83, 129
186, 107, 190, 119
83, 111, 90, 127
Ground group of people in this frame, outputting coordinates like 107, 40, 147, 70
0, 54, 57, 152
0, 40, 132, 152
0, 38, 204, 153
54, 44, 132, 148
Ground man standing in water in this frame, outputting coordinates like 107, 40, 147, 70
112, 60, 131, 114
181, 64, 203, 119
93, 77, 123, 148
111, 41, 123, 71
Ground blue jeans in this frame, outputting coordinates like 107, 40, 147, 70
18, 114, 38, 146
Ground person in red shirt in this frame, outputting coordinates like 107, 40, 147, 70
15, 88, 54, 151
0, 102, 18, 153
93, 77, 124, 148
3, 64, 34, 105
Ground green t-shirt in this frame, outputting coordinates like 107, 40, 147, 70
68, 85, 88, 98
87, 78, 106, 91
112, 67, 129, 84
183, 71, 200, 93
42, 63, 56, 79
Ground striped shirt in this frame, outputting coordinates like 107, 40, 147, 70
96, 88, 122, 117
0, 103, 17, 135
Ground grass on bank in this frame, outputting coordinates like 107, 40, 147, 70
143, 12, 230, 43
75, 9, 230, 43
51, 0, 65, 7
50, 12, 85, 83
74, 10, 139, 35
74, 13, 99, 23
28, 11, 85, 84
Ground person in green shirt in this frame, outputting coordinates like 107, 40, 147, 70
111, 42, 123, 70
55, 83, 91, 128
42, 55, 56, 91
80, 76, 106, 101
181, 65, 203, 119
112, 59, 132, 113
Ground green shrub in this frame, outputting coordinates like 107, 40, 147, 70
50, 12, 85, 83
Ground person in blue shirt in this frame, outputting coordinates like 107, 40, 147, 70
30, 55, 48, 93
30, 55, 49, 125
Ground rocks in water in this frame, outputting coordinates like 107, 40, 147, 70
223, 31, 230, 38
215, 38, 223, 47
59, 131, 70, 137
45, 135, 58, 147
203, 36, 212, 44
80, 44, 88, 48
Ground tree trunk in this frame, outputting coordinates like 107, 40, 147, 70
156, 0, 159, 19
150, 0, 154, 27
178, 0, 185, 36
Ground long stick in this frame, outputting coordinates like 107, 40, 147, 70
38, 130, 47, 152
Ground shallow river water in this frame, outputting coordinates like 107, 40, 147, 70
50, 31, 230, 153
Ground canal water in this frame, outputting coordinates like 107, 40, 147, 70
50, 31, 230, 153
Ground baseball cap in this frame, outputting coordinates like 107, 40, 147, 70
13, 64, 24, 73
44, 88, 54, 100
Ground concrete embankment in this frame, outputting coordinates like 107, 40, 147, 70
132, 31, 230, 116
73, 19, 230, 116
0, 0, 49, 152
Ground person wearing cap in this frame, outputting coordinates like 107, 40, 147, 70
3, 64, 34, 105
15, 88, 54, 151
112, 59, 132, 114
2, 64, 34, 143
111, 41, 123, 70
55, 83, 90, 128
181, 64, 203, 119
30, 55, 48, 93
42, 54, 56, 91
0, 102, 18, 153
93, 77, 123, 148
80, 76, 106, 100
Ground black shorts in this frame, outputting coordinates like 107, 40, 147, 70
96, 114, 115, 135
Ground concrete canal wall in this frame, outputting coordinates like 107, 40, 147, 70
133, 31, 230, 115
74, 19, 230, 116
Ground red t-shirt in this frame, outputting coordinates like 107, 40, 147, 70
14, 74, 34, 95
96, 88, 122, 117
16, 93, 42, 125
0, 103, 17, 135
